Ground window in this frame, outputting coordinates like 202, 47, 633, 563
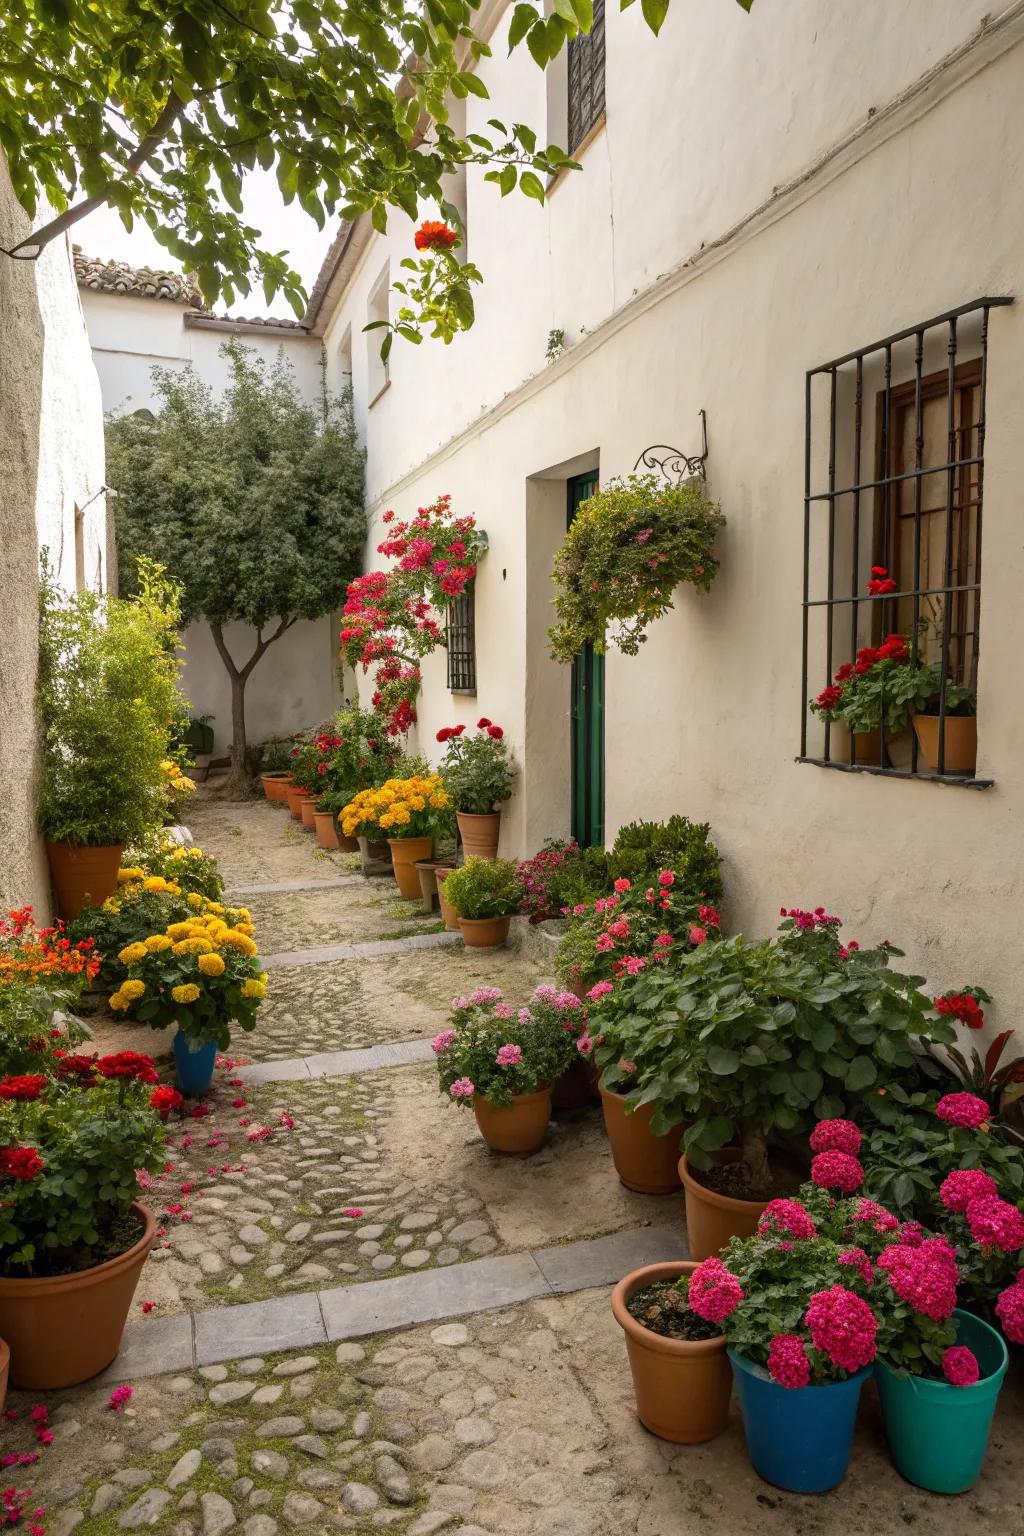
446, 584, 477, 693
567, 0, 605, 154
800, 296, 1009, 786
367, 265, 390, 402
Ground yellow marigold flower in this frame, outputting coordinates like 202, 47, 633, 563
221, 931, 258, 956
235, 922, 255, 936
207, 902, 225, 915
121, 979, 146, 1001
109, 991, 131, 1011
198, 953, 225, 977
188, 847, 203, 859
235, 908, 252, 922
117, 866, 145, 884
173, 937, 214, 955
144, 934, 173, 953
171, 983, 201, 1004
429, 794, 447, 809
159, 760, 176, 774
186, 892, 203, 910
242, 977, 267, 999
102, 897, 121, 913
117, 942, 148, 965
409, 796, 426, 811
166, 922, 193, 941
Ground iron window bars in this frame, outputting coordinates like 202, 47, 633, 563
799, 296, 1011, 787
446, 584, 477, 692
567, 0, 605, 155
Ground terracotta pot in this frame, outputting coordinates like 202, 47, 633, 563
459, 914, 512, 948
0, 1203, 156, 1389
387, 837, 435, 897
45, 841, 124, 920
313, 811, 340, 850
357, 836, 393, 877
473, 1086, 552, 1154
435, 866, 461, 930
299, 796, 317, 830
0, 1337, 8, 1417
552, 1056, 600, 1111
913, 714, 977, 775
285, 785, 307, 820
260, 772, 291, 802
457, 810, 501, 860
612, 1261, 732, 1443
680, 1150, 770, 1261
599, 1083, 683, 1194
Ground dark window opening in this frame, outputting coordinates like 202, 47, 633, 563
800, 296, 1010, 787
447, 585, 476, 693
567, 0, 606, 155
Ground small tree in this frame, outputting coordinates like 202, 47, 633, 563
107, 341, 365, 792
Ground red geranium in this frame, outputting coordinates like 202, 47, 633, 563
54, 1053, 98, 1081
151, 1085, 185, 1119
95, 1051, 159, 1085
0, 1076, 46, 1102
867, 565, 897, 595
414, 220, 458, 252
0, 1146, 43, 1181
935, 991, 985, 1030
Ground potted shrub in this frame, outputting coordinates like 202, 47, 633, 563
444, 857, 521, 947
809, 625, 925, 767
37, 559, 186, 918
611, 1261, 731, 1443
341, 774, 452, 897
257, 735, 297, 801
0, 1050, 167, 1389
437, 719, 516, 858
433, 987, 575, 1153
107, 906, 264, 1093
547, 473, 725, 663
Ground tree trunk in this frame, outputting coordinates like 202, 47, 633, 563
739, 1121, 771, 1194
209, 617, 294, 796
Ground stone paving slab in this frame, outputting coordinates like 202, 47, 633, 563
320, 1252, 552, 1340
194, 1291, 328, 1364
98, 1312, 195, 1383
185, 795, 357, 886
262, 931, 462, 968
533, 1224, 688, 1293
227, 877, 365, 895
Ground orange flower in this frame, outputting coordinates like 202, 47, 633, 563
414, 220, 458, 252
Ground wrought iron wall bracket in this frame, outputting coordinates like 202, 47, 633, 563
633, 409, 708, 483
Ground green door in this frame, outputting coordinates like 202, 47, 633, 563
568, 471, 604, 848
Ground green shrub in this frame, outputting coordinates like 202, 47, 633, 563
610, 815, 722, 901
444, 857, 521, 920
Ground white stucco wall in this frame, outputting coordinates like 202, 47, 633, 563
317, 5, 1024, 1036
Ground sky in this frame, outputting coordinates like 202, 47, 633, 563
78, 168, 339, 321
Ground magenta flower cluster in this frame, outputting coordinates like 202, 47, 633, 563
837, 1246, 874, 1286
495, 1043, 522, 1067
935, 1091, 990, 1129
942, 1345, 980, 1386
688, 1256, 745, 1324
995, 1274, 1024, 1344
767, 1333, 811, 1389
804, 1284, 878, 1372
964, 1193, 1024, 1253
876, 1236, 958, 1321
809, 1118, 861, 1156
810, 1149, 864, 1194
852, 1197, 899, 1234
938, 1167, 997, 1213
757, 1199, 818, 1242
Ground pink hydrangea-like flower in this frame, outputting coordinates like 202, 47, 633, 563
431, 1030, 456, 1054
804, 1285, 877, 1372
852, 1198, 899, 1233
757, 1199, 818, 1242
450, 996, 470, 1011
657, 871, 675, 888
995, 1279, 1024, 1344
595, 933, 616, 953
588, 980, 613, 1001
942, 1345, 980, 1386
965, 1194, 1024, 1253
939, 1168, 998, 1213
613, 878, 631, 894
936, 1092, 990, 1129
449, 1077, 475, 1099
838, 1246, 874, 1286
877, 1237, 958, 1320
688, 1256, 745, 1324
468, 986, 503, 1005
623, 956, 646, 975
608, 919, 630, 939
496, 1043, 523, 1067
689, 925, 708, 946
767, 1333, 811, 1389
554, 991, 582, 1011
576, 1034, 594, 1056
809, 1119, 862, 1156
492, 1003, 515, 1019
811, 1150, 864, 1193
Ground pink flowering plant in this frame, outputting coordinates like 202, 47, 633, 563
859, 1089, 1024, 1219
931, 984, 1024, 1111
553, 871, 717, 997
433, 985, 581, 1106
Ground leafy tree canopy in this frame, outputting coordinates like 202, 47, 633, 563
0, 0, 753, 316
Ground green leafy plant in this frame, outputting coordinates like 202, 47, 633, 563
610, 815, 723, 900
258, 736, 299, 773
548, 475, 725, 662
861, 1107, 1024, 1220
66, 882, 193, 989
37, 556, 186, 848
544, 844, 614, 912
554, 870, 718, 994
126, 841, 225, 903
443, 857, 521, 920
433, 985, 578, 1106
437, 719, 516, 814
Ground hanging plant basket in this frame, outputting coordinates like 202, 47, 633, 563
547, 473, 724, 664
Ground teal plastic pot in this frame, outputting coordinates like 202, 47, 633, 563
876, 1309, 1008, 1493
728, 1349, 871, 1492
173, 1030, 218, 1095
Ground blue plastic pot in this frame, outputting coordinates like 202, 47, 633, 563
876, 1309, 1008, 1493
728, 1349, 872, 1492
172, 1030, 218, 1095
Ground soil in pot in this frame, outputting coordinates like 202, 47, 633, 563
680, 1150, 801, 1261
314, 810, 341, 850
46, 841, 124, 920
599, 1083, 682, 1195
0, 1203, 155, 1389
612, 1262, 731, 1444
459, 914, 512, 948
456, 810, 501, 859
473, 1086, 552, 1154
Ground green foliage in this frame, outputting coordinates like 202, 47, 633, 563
548, 475, 725, 662
440, 723, 516, 814
66, 885, 192, 989
257, 737, 298, 773
546, 845, 613, 910
130, 841, 226, 902
610, 815, 723, 900
444, 857, 521, 919
37, 557, 186, 847
861, 1108, 1024, 1220
435, 988, 578, 1106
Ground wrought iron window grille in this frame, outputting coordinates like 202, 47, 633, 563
799, 296, 1012, 788
567, 0, 606, 155
446, 584, 477, 693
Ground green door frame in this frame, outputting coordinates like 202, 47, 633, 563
568, 471, 604, 848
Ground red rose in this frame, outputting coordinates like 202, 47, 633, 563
0, 1146, 43, 1181
487, 725, 504, 740
477, 717, 492, 729
436, 728, 452, 742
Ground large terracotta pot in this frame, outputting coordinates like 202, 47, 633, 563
457, 810, 501, 860
313, 811, 341, 850
612, 1261, 732, 1443
435, 866, 461, 930
599, 1083, 683, 1195
45, 841, 124, 920
0, 1203, 156, 1389
680, 1150, 770, 1261
459, 914, 512, 948
260, 772, 292, 802
387, 837, 435, 897
285, 785, 307, 820
552, 1056, 600, 1111
913, 714, 977, 775
0, 1338, 8, 1416
473, 1086, 552, 1154
299, 796, 317, 830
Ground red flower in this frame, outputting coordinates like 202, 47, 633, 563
935, 992, 985, 1030
414, 220, 458, 252
867, 566, 898, 595
0, 1146, 43, 1181
486, 725, 504, 740
55, 1053, 98, 1081
0, 1076, 46, 1102
151, 1085, 184, 1118
95, 1052, 159, 1085
477, 717, 492, 729
815, 685, 844, 711
833, 662, 854, 682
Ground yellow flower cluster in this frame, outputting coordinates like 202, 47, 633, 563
108, 904, 262, 1014
159, 843, 206, 863
341, 775, 450, 839
160, 760, 196, 797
